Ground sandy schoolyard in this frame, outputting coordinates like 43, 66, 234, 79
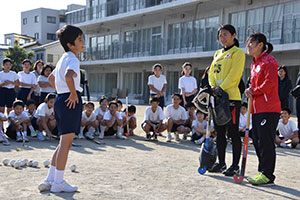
0, 105, 300, 200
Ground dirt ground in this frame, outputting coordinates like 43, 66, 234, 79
0, 105, 300, 200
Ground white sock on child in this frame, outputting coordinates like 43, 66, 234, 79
46, 165, 56, 182
29, 125, 35, 132
54, 169, 64, 184
117, 126, 123, 135
23, 131, 27, 137
16, 132, 21, 137
89, 127, 95, 133
99, 125, 106, 138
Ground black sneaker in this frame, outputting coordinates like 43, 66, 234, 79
208, 162, 227, 173
145, 133, 151, 141
223, 165, 239, 176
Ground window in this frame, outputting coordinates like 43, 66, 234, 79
166, 71, 180, 96
23, 18, 27, 25
6, 38, 11, 45
231, 12, 246, 42
123, 72, 142, 95
151, 27, 162, 55
34, 33, 39, 39
34, 15, 39, 23
47, 54, 54, 62
47, 16, 56, 24
47, 33, 56, 40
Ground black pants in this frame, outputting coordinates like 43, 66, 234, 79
252, 112, 280, 182
296, 98, 300, 139
215, 101, 241, 167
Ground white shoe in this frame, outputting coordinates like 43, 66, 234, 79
85, 132, 95, 140
38, 180, 52, 192
166, 133, 172, 142
195, 137, 205, 145
116, 132, 126, 140
78, 132, 84, 139
50, 180, 78, 193
98, 132, 104, 140
175, 133, 180, 141
16, 135, 23, 142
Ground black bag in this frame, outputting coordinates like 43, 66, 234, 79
212, 87, 232, 126
291, 85, 300, 98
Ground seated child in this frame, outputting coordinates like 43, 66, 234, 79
184, 102, 197, 140
34, 93, 56, 140
6, 100, 30, 142
165, 93, 189, 142
117, 100, 123, 112
191, 110, 207, 145
275, 108, 299, 148
102, 101, 125, 139
80, 102, 98, 139
142, 97, 166, 141
94, 96, 108, 139
239, 101, 252, 139
122, 105, 137, 136
0, 112, 9, 145
24, 99, 37, 136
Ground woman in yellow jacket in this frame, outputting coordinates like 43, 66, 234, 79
208, 24, 245, 176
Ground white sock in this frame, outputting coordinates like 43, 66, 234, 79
100, 125, 106, 135
54, 169, 64, 184
80, 127, 84, 135
16, 132, 21, 137
23, 131, 27, 137
117, 126, 122, 135
89, 127, 95, 133
29, 125, 35, 132
46, 165, 56, 182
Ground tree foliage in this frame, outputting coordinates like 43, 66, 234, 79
4, 44, 34, 72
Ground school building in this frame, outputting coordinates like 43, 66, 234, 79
67, 0, 300, 110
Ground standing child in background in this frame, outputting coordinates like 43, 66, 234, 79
34, 93, 56, 140
24, 99, 37, 137
6, 100, 30, 142
148, 63, 167, 109
0, 112, 8, 144
142, 97, 167, 141
178, 62, 198, 108
94, 96, 109, 139
38, 25, 84, 193
123, 105, 137, 136
191, 110, 207, 145
38, 64, 56, 104
0, 58, 19, 115
31, 60, 44, 105
184, 102, 197, 140
17, 59, 37, 104
165, 93, 188, 142
239, 101, 252, 139
275, 108, 299, 148
80, 102, 98, 139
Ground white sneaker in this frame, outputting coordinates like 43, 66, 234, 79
166, 133, 172, 142
175, 133, 180, 141
78, 132, 84, 139
85, 132, 95, 140
195, 137, 205, 145
116, 132, 126, 140
38, 180, 52, 192
98, 132, 104, 140
16, 135, 23, 142
50, 180, 78, 193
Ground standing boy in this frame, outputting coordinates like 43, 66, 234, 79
39, 25, 84, 193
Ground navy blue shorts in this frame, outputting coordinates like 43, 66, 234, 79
54, 91, 82, 135
171, 123, 184, 132
17, 88, 34, 104
0, 87, 16, 108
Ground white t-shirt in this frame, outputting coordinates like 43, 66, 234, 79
277, 119, 298, 138
24, 109, 36, 118
192, 119, 207, 129
0, 71, 19, 89
82, 111, 96, 122
0, 112, 5, 118
165, 104, 187, 121
103, 111, 122, 125
34, 102, 54, 118
144, 106, 165, 123
18, 71, 37, 89
31, 70, 41, 95
120, 112, 136, 120
37, 75, 56, 93
8, 110, 28, 126
52, 52, 83, 94
148, 74, 167, 94
239, 112, 252, 130
178, 76, 197, 94
93, 107, 108, 117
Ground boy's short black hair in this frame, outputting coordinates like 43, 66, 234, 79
99, 96, 108, 104
3, 58, 12, 65
57, 25, 83, 52
109, 101, 118, 108
241, 101, 248, 108
13, 100, 25, 108
282, 107, 291, 115
186, 102, 196, 109
128, 105, 136, 113
41, 64, 53, 76
86, 101, 95, 108
117, 100, 122, 106
150, 96, 160, 103
44, 93, 56, 102
196, 109, 205, 115
26, 99, 36, 107
172, 93, 181, 99
22, 59, 32, 65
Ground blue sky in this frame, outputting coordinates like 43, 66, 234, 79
0, 0, 85, 44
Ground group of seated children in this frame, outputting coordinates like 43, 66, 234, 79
78, 96, 137, 140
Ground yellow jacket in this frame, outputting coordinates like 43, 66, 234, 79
208, 46, 245, 101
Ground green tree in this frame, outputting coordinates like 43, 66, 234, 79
4, 44, 34, 72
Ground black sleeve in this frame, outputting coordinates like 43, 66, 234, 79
296, 72, 300, 86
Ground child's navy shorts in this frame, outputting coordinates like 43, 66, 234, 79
0, 87, 16, 108
17, 88, 34, 104
54, 91, 82, 135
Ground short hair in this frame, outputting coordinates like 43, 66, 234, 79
117, 100, 122, 106
13, 100, 25, 108
196, 109, 205, 115
56, 25, 83, 52
128, 105, 136, 113
41, 64, 53, 76
172, 93, 181, 99
33, 59, 44, 71
241, 101, 248, 108
26, 99, 36, 107
152, 63, 163, 74
3, 58, 12, 65
86, 101, 95, 108
22, 59, 32, 65
109, 101, 118, 108
99, 96, 108, 104
186, 102, 196, 109
282, 107, 291, 115
150, 96, 160, 103
44, 93, 56, 102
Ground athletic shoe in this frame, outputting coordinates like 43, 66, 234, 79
78, 132, 84, 139
116, 133, 126, 140
175, 133, 180, 141
223, 165, 239, 176
98, 132, 104, 140
182, 134, 187, 140
31, 130, 37, 137
208, 162, 227, 173
248, 173, 274, 186
166, 133, 172, 142
23, 136, 29, 142
50, 180, 78, 193
145, 133, 151, 141
280, 142, 287, 148
247, 172, 263, 183
38, 180, 53, 192
0, 133, 4, 142
194, 137, 205, 145
16, 135, 23, 142
85, 132, 95, 140
37, 131, 45, 141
